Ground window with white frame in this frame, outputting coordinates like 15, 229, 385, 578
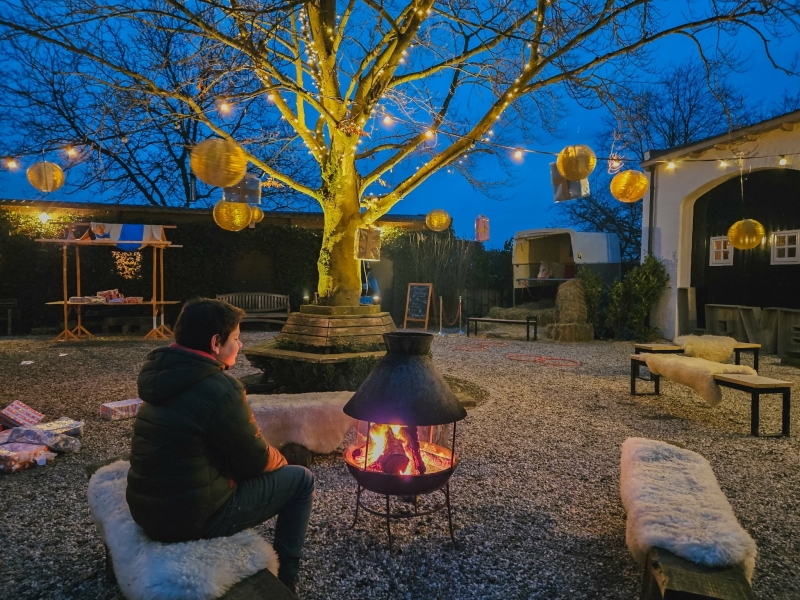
709, 236, 733, 266
772, 230, 800, 264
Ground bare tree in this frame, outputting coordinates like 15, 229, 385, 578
553, 61, 750, 263
1, 1, 797, 305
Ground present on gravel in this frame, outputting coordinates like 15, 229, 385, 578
101, 398, 143, 421
0, 443, 56, 473
0, 400, 44, 429
5, 427, 81, 453
34, 417, 84, 437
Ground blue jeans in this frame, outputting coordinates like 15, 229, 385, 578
203, 466, 315, 582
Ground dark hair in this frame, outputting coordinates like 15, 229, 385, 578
174, 298, 245, 353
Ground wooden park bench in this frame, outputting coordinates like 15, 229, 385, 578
630, 355, 792, 436
0, 298, 18, 336
634, 342, 761, 372
467, 315, 538, 341
217, 292, 291, 326
621, 438, 756, 600
86, 457, 297, 600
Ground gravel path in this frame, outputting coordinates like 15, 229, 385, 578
1, 332, 799, 599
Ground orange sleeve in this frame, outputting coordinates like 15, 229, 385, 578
264, 445, 288, 472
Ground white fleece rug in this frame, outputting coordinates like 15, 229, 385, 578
641, 353, 756, 406
250, 391, 355, 454
87, 461, 278, 600
674, 334, 738, 363
620, 438, 757, 581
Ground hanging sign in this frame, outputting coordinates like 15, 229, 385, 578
550, 163, 589, 202
404, 283, 433, 331
356, 226, 382, 261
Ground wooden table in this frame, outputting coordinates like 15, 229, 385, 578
47, 301, 180, 340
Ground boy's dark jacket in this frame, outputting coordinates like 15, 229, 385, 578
127, 346, 286, 542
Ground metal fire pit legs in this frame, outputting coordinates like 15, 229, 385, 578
350, 483, 455, 552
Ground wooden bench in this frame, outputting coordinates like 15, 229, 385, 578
713, 374, 791, 437
85, 458, 297, 600
630, 356, 792, 436
467, 316, 538, 341
217, 293, 291, 326
0, 298, 18, 335
634, 342, 761, 372
621, 438, 756, 600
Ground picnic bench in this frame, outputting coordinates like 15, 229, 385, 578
467, 316, 538, 341
630, 355, 792, 436
634, 342, 761, 371
0, 298, 18, 335
217, 292, 291, 326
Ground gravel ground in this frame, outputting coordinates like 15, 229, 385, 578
1, 332, 799, 599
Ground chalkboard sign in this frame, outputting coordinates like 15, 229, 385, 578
404, 283, 433, 330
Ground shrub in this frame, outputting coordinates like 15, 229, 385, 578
576, 267, 603, 336
601, 255, 669, 341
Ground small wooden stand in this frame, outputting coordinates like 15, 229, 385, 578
38, 224, 180, 341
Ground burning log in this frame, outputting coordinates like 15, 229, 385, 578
400, 426, 427, 475
375, 427, 409, 474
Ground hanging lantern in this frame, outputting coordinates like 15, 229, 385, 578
425, 209, 451, 232
727, 219, 765, 250
224, 173, 262, 204
213, 198, 252, 232
556, 145, 596, 181
26, 161, 65, 192
610, 170, 648, 203
475, 215, 490, 242
251, 206, 265, 223
190, 138, 247, 189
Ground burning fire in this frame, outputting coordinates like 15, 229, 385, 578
348, 424, 453, 476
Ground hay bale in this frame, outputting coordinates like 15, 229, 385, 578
545, 322, 594, 342
554, 279, 587, 324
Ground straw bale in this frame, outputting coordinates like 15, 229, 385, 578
545, 322, 594, 342
554, 279, 587, 324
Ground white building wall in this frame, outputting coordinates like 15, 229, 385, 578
642, 125, 800, 339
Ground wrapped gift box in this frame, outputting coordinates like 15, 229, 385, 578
101, 398, 143, 421
0, 443, 55, 473
0, 401, 44, 429
34, 417, 84, 437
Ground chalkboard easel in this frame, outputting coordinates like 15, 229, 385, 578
404, 283, 433, 330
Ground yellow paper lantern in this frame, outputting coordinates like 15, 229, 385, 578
26, 161, 65, 192
251, 206, 265, 223
425, 209, 451, 232
727, 219, 765, 250
556, 145, 596, 181
190, 138, 247, 189
213, 199, 252, 232
610, 170, 649, 203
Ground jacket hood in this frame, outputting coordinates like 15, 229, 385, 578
138, 346, 224, 405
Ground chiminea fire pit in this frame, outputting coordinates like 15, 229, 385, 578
342, 332, 467, 549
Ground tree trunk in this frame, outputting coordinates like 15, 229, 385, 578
318, 162, 362, 306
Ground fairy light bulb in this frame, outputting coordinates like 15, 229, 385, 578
220, 102, 231, 113
424, 130, 434, 139
719, 160, 728, 167
513, 149, 524, 160
667, 161, 675, 169
39, 212, 51, 223
383, 116, 392, 125
779, 156, 788, 166
6, 158, 18, 169
66, 147, 77, 157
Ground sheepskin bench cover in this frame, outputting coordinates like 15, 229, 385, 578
674, 334, 738, 363
620, 438, 757, 582
641, 353, 756, 406
249, 391, 355, 454
87, 461, 279, 600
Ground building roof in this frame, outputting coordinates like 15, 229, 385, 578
0, 199, 427, 229
641, 109, 800, 167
